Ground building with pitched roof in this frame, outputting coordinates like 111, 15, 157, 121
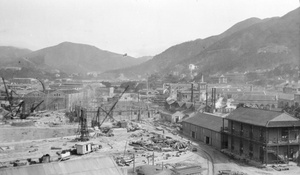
182, 112, 225, 150
278, 93, 294, 108
283, 83, 300, 94
222, 107, 300, 164
232, 94, 277, 109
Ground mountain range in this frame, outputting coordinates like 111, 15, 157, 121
0, 42, 149, 75
0, 7, 299, 80
101, 7, 300, 79
0, 46, 31, 63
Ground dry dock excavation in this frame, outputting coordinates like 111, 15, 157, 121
0, 1, 300, 175
1, 77, 300, 175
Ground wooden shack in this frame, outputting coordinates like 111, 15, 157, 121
75, 142, 92, 155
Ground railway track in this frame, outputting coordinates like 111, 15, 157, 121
193, 144, 215, 175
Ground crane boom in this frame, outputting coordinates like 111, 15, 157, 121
36, 78, 46, 92
99, 85, 129, 127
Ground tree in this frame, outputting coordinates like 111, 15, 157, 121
120, 81, 137, 91
246, 72, 259, 82
134, 83, 146, 92
101, 81, 111, 88
164, 74, 180, 83
148, 73, 161, 89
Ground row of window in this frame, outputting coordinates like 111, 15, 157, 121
27, 93, 62, 97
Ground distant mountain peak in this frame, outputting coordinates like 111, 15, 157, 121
22, 42, 147, 74
100, 7, 300, 79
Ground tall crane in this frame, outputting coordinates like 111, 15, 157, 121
98, 85, 129, 128
1, 77, 22, 117
1, 77, 44, 119
82, 85, 129, 140
36, 78, 46, 92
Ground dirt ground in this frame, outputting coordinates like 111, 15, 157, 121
1, 116, 300, 175
0, 127, 77, 143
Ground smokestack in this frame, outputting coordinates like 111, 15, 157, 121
205, 84, 208, 112
199, 82, 201, 102
191, 83, 194, 102
211, 88, 216, 113
214, 88, 216, 110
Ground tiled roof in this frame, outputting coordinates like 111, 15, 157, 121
285, 83, 300, 88
226, 107, 300, 127
42, 89, 57, 94
183, 112, 223, 132
60, 89, 80, 94
233, 94, 276, 101
242, 91, 265, 95
177, 102, 185, 107
278, 93, 294, 100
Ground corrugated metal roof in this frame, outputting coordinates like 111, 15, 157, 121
0, 156, 125, 175
182, 112, 223, 132
226, 107, 300, 127
75, 142, 92, 146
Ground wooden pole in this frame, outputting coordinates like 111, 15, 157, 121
266, 129, 268, 165
277, 128, 279, 164
123, 141, 127, 157
152, 152, 154, 165
133, 153, 135, 173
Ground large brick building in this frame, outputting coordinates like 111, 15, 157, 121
222, 107, 300, 164
23, 90, 80, 112
21, 86, 95, 113
232, 94, 278, 109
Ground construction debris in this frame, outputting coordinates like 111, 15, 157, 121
272, 165, 289, 171
218, 170, 248, 175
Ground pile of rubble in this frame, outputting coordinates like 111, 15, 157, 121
126, 122, 141, 132
129, 131, 188, 152
153, 121, 182, 135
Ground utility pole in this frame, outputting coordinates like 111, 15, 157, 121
123, 141, 127, 157
152, 152, 154, 165
146, 74, 149, 103
130, 107, 132, 120
133, 153, 135, 173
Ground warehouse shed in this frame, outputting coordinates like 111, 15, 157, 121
182, 112, 225, 150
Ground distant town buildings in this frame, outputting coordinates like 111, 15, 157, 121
12, 78, 38, 84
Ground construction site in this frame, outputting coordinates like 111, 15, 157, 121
1, 80, 300, 175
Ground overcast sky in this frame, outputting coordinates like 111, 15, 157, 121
0, 0, 299, 57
